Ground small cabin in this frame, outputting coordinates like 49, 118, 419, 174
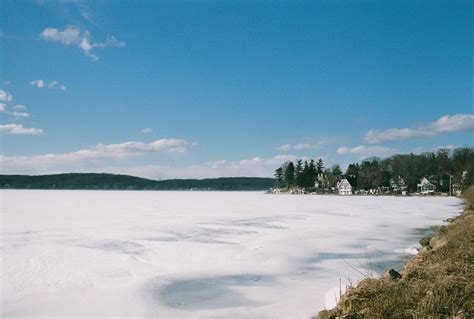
337, 179, 352, 195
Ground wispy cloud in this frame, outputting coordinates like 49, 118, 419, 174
0, 124, 43, 135
1, 105, 31, 119
76, 2, 97, 25
276, 137, 327, 152
30, 80, 66, 91
277, 143, 316, 152
0, 151, 307, 178
0, 138, 195, 174
364, 114, 474, 144
40, 25, 125, 61
13, 105, 27, 110
337, 145, 396, 159
123, 154, 312, 179
10, 112, 30, 118
0, 89, 13, 102
141, 128, 153, 134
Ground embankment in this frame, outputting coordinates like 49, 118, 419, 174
317, 187, 474, 318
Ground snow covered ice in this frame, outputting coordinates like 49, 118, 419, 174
0, 190, 462, 318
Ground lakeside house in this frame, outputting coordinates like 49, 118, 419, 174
390, 176, 408, 195
314, 172, 328, 189
417, 177, 436, 195
337, 179, 353, 195
452, 183, 462, 196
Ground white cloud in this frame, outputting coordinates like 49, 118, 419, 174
77, 3, 97, 25
336, 147, 350, 154
40, 25, 125, 61
0, 138, 195, 174
2, 104, 30, 118
364, 114, 474, 144
141, 128, 153, 134
31, 79, 45, 88
277, 143, 314, 152
0, 89, 13, 102
13, 105, 27, 110
116, 154, 312, 179
10, 112, 30, 118
91, 139, 193, 155
31, 80, 66, 91
0, 124, 43, 135
0, 150, 308, 179
336, 145, 396, 159
276, 138, 326, 152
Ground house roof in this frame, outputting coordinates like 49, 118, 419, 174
337, 179, 352, 188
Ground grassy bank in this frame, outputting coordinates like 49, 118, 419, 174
317, 187, 474, 319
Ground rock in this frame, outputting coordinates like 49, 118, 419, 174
419, 236, 432, 247
381, 268, 402, 280
387, 268, 402, 280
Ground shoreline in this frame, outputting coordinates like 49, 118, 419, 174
267, 191, 459, 198
316, 187, 473, 318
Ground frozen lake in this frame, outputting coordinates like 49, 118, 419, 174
0, 190, 462, 318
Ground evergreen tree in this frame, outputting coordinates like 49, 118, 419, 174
274, 167, 284, 187
346, 163, 359, 189
295, 159, 304, 187
316, 158, 324, 174
331, 164, 342, 178
302, 161, 311, 188
309, 159, 317, 186
284, 161, 295, 189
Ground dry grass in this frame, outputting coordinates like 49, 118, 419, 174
317, 187, 474, 319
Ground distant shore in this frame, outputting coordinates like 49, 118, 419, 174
0, 173, 274, 191
267, 187, 460, 198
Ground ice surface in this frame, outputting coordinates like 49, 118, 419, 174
0, 190, 462, 318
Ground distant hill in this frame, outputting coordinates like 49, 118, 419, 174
0, 173, 274, 191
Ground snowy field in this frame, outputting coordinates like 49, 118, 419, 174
0, 190, 462, 318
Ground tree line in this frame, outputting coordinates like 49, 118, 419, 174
0, 173, 275, 191
274, 147, 473, 193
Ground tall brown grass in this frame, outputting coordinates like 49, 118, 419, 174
317, 187, 474, 319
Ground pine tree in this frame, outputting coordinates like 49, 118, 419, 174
274, 167, 284, 187
284, 161, 295, 189
302, 161, 311, 188
345, 163, 359, 189
316, 158, 324, 174
295, 159, 303, 187
309, 159, 317, 187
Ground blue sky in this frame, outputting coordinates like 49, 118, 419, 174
0, 0, 472, 179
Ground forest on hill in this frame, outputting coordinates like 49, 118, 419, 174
0, 173, 274, 191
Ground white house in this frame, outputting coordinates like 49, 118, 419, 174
390, 176, 408, 195
337, 179, 352, 195
314, 172, 327, 189
417, 177, 436, 195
